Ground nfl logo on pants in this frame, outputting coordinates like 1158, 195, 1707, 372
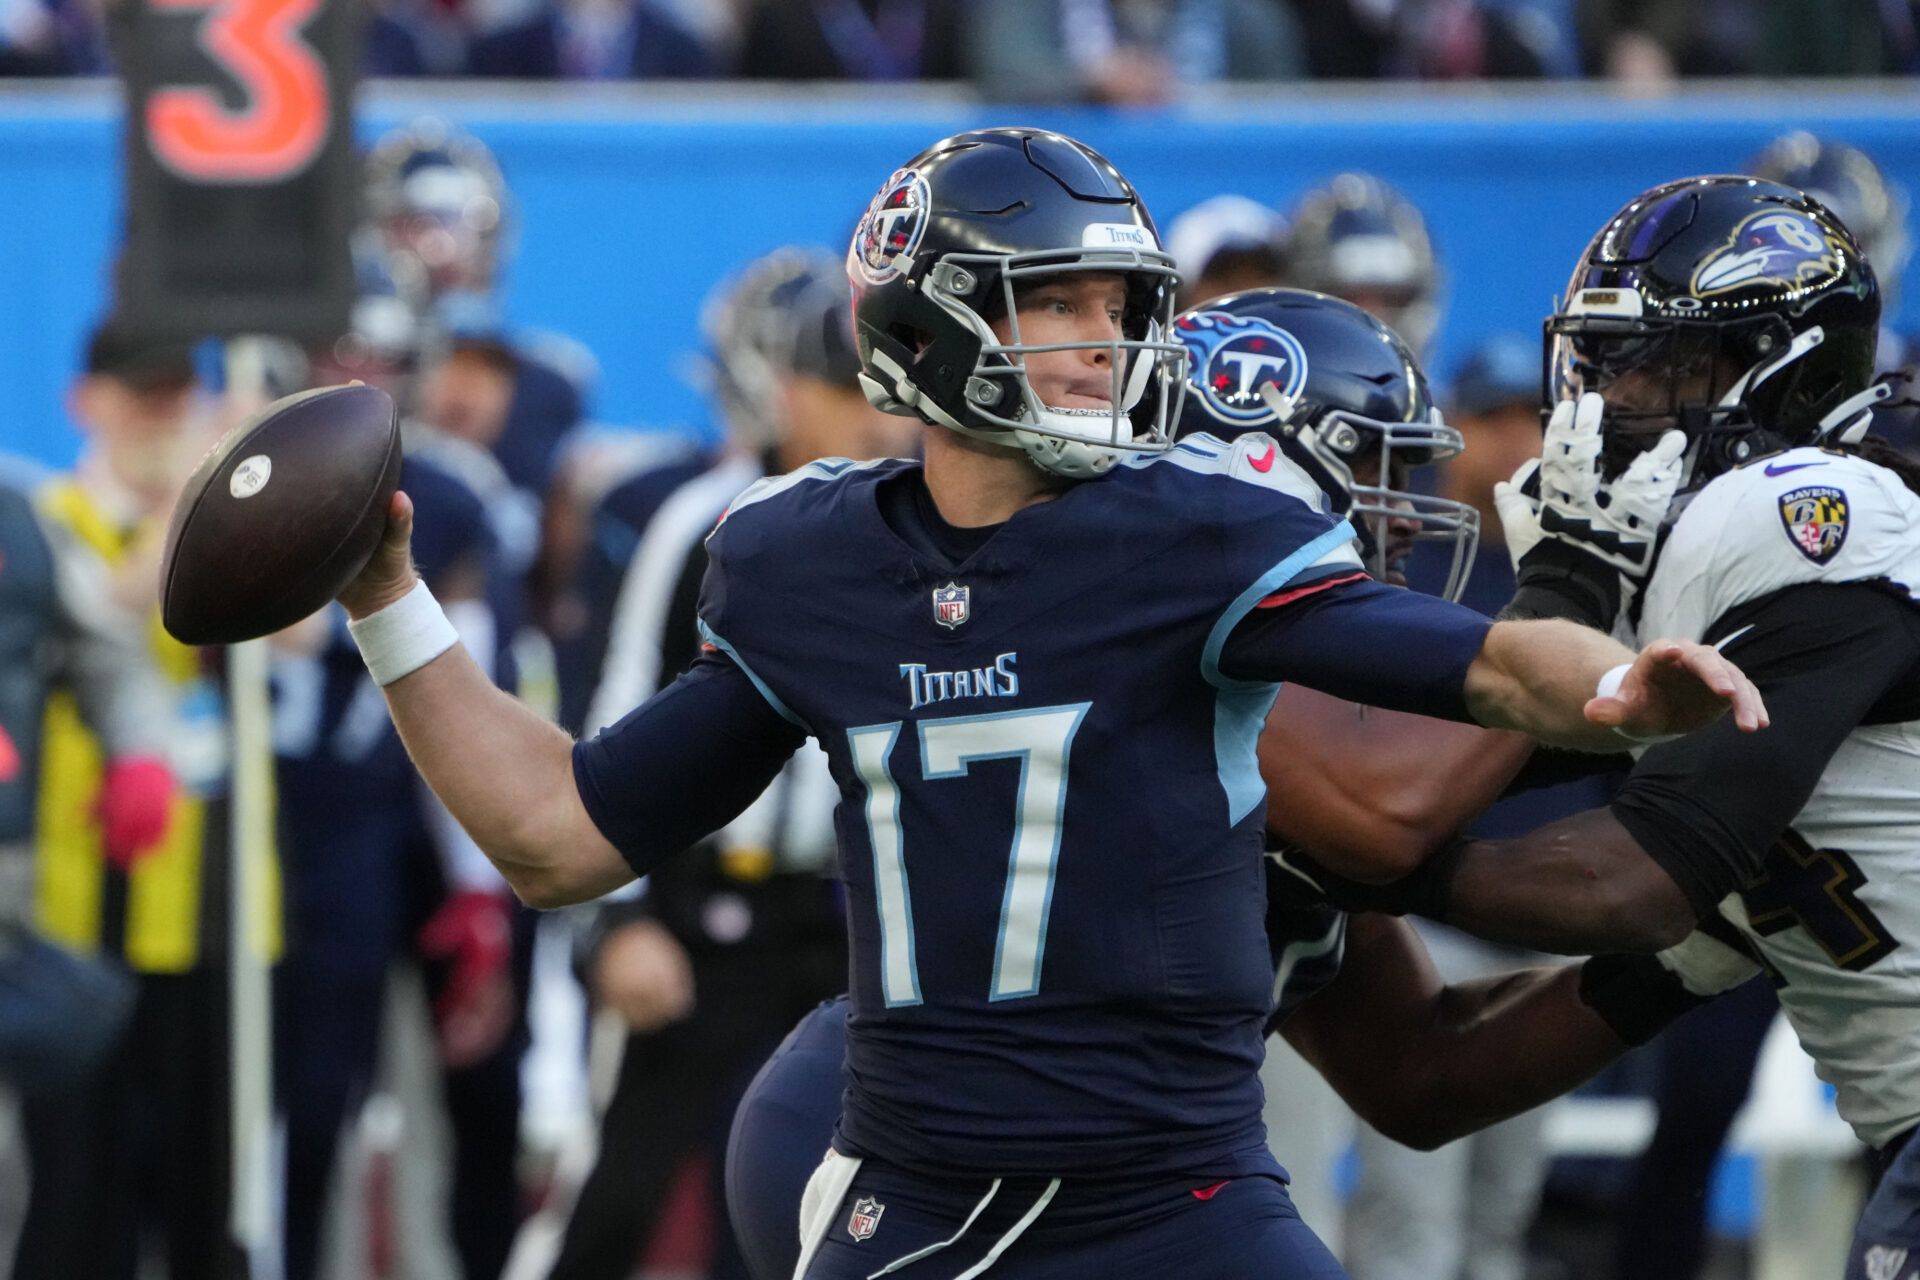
847, 1196, 885, 1242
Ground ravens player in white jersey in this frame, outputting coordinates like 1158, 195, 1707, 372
1305, 174, 1920, 1279
329, 131, 1759, 1280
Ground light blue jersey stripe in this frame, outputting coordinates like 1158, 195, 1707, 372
697, 619, 810, 732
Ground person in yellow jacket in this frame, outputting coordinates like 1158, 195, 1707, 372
17, 323, 280, 1280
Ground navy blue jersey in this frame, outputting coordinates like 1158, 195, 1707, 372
274, 454, 494, 805
578, 432, 1490, 1181
727, 857, 1346, 1280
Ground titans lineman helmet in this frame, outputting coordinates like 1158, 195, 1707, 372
1286, 174, 1442, 355
847, 128, 1185, 480
1175, 287, 1479, 600
1548, 176, 1882, 491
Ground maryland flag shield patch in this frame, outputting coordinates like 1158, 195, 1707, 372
1778, 485, 1850, 564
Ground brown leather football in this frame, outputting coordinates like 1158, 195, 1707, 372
161, 383, 400, 645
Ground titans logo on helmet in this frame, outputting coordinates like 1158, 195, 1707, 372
1691, 209, 1844, 297
851, 169, 931, 286
1175, 310, 1310, 427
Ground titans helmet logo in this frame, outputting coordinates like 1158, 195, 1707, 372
1174, 311, 1310, 427
1691, 209, 1844, 297
851, 169, 930, 286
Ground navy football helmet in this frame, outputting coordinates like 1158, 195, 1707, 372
847, 128, 1185, 480
1548, 176, 1882, 491
1748, 133, 1910, 304
1174, 287, 1478, 600
1286, 174, 1442, 355
702, 247, 859, 450
364, 120, 509, 324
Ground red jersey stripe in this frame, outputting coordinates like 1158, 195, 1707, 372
1253, 570, 1369, 611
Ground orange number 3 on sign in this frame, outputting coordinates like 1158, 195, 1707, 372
147, 0, 329, 184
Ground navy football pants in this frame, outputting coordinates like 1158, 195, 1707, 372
800, 1162, 1347, 1280
728, 998, 1346, 1280
1849, 1128, 1920, 1280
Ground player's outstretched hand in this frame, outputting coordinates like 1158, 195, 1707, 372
1585, 638, 1769, 740
337, 490, 420, 620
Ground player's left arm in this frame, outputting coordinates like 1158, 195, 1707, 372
1282, 912, 1731, 1149
1220, 575, 1764, 753
1318, 581, 1920, 953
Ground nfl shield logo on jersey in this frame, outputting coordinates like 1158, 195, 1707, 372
932, 581, 970, 629
847, 1196, 885, 1242
1778, 485, 1849, 564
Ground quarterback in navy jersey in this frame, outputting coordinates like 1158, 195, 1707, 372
720, 287, 1750, 1280
332, 130, 1761, 1279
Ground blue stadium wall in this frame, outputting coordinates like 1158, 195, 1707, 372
3, 84, 1919, 466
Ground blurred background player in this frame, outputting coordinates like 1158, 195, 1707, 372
0, 450, 170, 1267
1164, 194, 1291, 309
273, 254, 531, 1280
1287, 172, 1444, 357
16, 323, 273, 1280
366, 119, 594, 529
540, 246, 912, 1280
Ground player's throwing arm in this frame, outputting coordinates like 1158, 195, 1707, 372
339, 493, 636, 907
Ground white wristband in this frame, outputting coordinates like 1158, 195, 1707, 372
1595, 661, 1682, 744
347, 579, 460, 687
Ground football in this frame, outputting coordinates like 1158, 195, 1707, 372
160, 383, 401, 645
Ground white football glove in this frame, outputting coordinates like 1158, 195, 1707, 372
1537, 392, 1686, 582
1492, 458, 1544, 571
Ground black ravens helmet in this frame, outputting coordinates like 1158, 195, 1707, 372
1547, 176, 1883, 490
846, 128, 1185, 480
1173, 287, 1478, 600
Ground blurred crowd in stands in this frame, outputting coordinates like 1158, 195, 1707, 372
1, 0, 1915, 93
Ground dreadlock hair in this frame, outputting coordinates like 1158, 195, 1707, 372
1840, 434, 1920, 499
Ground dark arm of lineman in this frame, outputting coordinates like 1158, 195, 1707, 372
1259, 683, 1537, 881
1281, 913, 1706, 1150
1412, 583, 1920, 954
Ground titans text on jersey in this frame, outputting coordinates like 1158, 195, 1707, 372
899, 653, 1019, 710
